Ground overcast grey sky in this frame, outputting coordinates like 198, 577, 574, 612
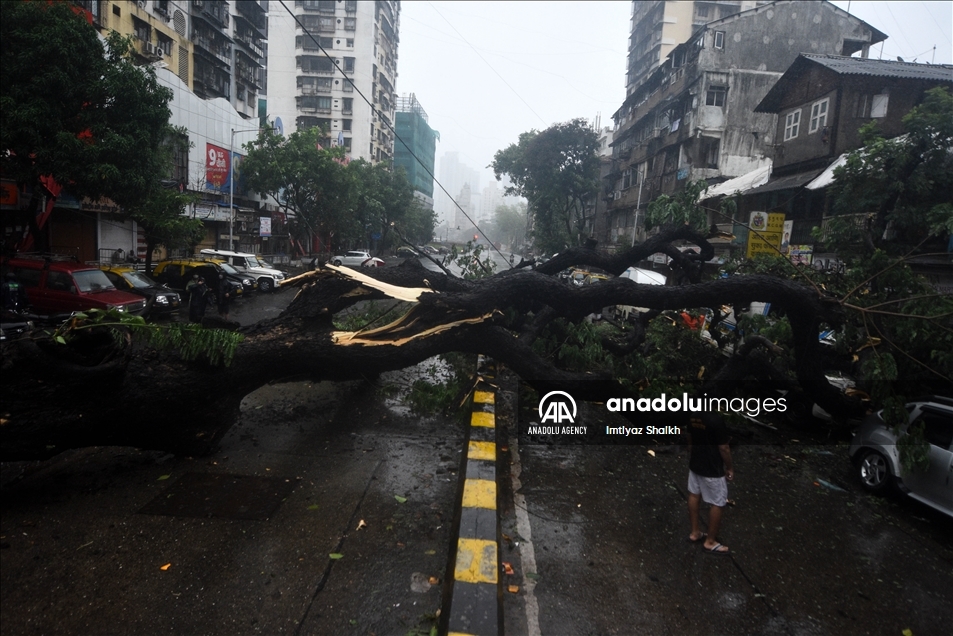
395, 1, 952, 198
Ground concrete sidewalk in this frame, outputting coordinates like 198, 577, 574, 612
2, 372, 465, 635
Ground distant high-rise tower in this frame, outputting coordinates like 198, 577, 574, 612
436, 152, 480, 227
268, 0, 399, 162
627, 1, 767, 94
395, 94, 439, 208
454, 183, 474, 239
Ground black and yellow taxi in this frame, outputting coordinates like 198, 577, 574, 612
151, 258, 252, 301
98, 264, 181, 317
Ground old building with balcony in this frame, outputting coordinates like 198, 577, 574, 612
606, 0, 886, 248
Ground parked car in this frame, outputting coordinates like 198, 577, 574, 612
199, 249, 285, 292
331, 251, 385, 267
151, 258, 244, 302
0, 309, 34, 342
417, 245, 438, 255
216, 261, 257, 294
99, 265, 181, 317
849, 396, 953, 517
395, 246, 419, 258
2, 255, 146, 316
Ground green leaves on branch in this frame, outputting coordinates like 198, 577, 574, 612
492, 119, 600, 254
49, 309, 244, 367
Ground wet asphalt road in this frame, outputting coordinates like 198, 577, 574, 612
497, 377, 953, 636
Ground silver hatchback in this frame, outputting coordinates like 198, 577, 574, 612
849, 397, 953, 517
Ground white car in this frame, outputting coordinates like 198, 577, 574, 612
331, 251, 384, 268
199, 249, 286, 292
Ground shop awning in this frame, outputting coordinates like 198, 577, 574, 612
701, 163, 772, 199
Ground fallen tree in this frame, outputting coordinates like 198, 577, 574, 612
1, 225, 878, 461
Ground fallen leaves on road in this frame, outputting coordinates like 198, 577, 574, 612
647, 450, 656, 457
395, 495, 408, 503
157, 475, 170, 481
160, 563, 171, 571
329, 553, 344, 560
508, 585, 520, 594
502, 562, 514, 575
356, 519, 367, 530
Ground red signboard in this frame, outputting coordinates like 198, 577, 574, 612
206, 143, 230, 190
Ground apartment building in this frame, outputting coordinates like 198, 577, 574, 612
606, 1, 886, 247
627, 1, 768, 94
394, 94, 439, 209
267, 0, 399, 163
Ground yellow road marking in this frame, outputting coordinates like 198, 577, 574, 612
468, 440, 496, 461
462, 479, 497, 510
471, 411, 495, 428
455, 538, 498, 584
473, 390, 495, 404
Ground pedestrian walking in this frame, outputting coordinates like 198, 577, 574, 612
685, 410, 734, 555
216, 273, 231, 321
188, 276, 209, 323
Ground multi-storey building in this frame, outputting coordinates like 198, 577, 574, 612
606, 0, 886, 248
267, 0, 399, 162
394, 94, 439, 209
76, 0, 267, 122
627, 1, 769, 94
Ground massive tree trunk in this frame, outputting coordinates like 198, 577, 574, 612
1, 226, 857, 460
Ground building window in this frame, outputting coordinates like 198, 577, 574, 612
622, 169, 632, 189
702, 138, 720, 168
319, 16, 334, 31
871, 93, 888, 118
344, 17, 356, 30
346, 39, 354, 47
696, 6, 709, 18
809, 98, 829, 133
713, 31, 725, 49
132, 17, 150, 42
342, 119, 352, 131
784, 109, 801, 141
342, 98, 353, 114
343, 57, 355, 72
706, 86, 726, 107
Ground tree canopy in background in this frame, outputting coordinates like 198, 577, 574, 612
825, 86, 953, 256
241, 128, 434, 254
492, 119, 600, 255
1, 1, 177, 225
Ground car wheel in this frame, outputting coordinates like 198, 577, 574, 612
857, 450, 893, 493
333, 259, 342, 266
258, 278, 273, 293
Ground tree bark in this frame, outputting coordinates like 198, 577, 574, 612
1, 226, 858, 460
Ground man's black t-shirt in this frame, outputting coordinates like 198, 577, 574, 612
688, 412, 730, 478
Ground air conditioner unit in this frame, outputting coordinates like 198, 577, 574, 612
143, 42, 155, 55
614, 190, 622, 200
155, 48, 165, 58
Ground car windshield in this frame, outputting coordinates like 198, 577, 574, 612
121, 271, 157, 289
73, 270, 116, 293
218, 263, 240, 275
245, 255, 270, 268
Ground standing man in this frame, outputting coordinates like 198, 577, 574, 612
188, 277, 209, 323
216, 273, 231, 321
686, 410, 734, 555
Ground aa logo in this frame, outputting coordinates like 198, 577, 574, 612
538, 391, 577, 424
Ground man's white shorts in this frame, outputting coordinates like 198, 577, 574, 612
688, 470, 728, 507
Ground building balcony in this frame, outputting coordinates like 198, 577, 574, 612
234, 32, 264, 60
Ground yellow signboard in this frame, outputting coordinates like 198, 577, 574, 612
746, 211, 785, 259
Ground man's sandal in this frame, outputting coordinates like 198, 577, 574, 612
705, 543, 730, 555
